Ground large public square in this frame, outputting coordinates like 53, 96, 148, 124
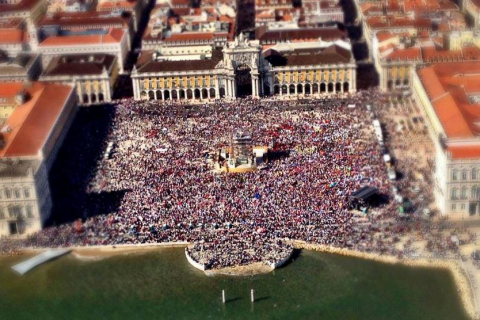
20, 92, 409, 269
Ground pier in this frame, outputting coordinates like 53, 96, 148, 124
12, 249, 72, 275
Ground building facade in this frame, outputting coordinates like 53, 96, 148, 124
132, 35, 356, 101
38, 28, 129, 73
40, 54, 119, 104
0, 82, 77, 236
0, 159, 48, 237
412, 61, 480, 216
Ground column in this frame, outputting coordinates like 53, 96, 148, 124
252, 77, 257, 97
231, 79, 236, 98
105, 80, 112, 102
133, 79, 138, 100
260, 76, 264, 96
215, 76, 220, 98
118, 53, 124, 74
352, 69, 357, 92
77, 81, 84, 103
154, 90, 157, 100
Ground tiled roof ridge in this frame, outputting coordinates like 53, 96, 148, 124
2, 85, 45, 156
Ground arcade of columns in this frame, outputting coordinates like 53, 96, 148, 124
132, 67, 356, 101
132, 37, 356, 101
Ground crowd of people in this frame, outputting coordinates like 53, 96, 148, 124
187, 238, 293, 269
21, 92, 410, 268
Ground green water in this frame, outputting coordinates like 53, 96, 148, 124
0, 249, 468, 320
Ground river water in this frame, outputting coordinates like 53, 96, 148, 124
0, 248, 468, 320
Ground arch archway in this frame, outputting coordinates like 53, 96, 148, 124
282, 85, 288, 95
156, 90, 162, 100
209, 88, 216, 99
343, 82, 349, 93
320, 83, 326, 93
297, 84, 303, 94
91, 93, 97, 103
235, 64, 252, 97
387, 80, 393, 90
187, 89, 193, 99
202, 88, 208, 99
274, 85, 280, 95
289, 84, 295, 94
171, 90, 178, 100
312, 83, 318, 94
82, 93, 89, 104
179, 89, 185, 100
98, 93, 104, 102
305, 83, 311, 95
219, 87, 226, 98
395, 79, 401, 87
336, 82, 342, 92
328, 83, 334, 92
164, 90, 170, 100
194, 89, 201, 99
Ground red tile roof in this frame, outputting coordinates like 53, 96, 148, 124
0, 83, 24, 99
462, 45, 480, 60
376, 31, 396, 43
448, 146, 480, 159
418, 62, 480, 139
0, 82, 74, 158
38, 28, 125, 46
422, 46, 463, 63
0, 29, 26, 44
384, 47, 422, 61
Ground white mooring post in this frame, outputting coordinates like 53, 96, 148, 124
250, 289, 255, 303
222, 290, 226, 304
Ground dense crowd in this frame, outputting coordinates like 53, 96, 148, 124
23, 93, 403, 268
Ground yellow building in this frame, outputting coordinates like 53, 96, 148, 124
132, 37, 356, 101
40, 54, 119, 104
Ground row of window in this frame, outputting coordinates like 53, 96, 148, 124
141, 80, 213, 89
452, 168, 480, 181
80, 81, 105, 92
451, 203, 466, 211
275, 75, 350, 83
0, 205, 34, 219
451, 187, 480, 200
0, 187, 31, 200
